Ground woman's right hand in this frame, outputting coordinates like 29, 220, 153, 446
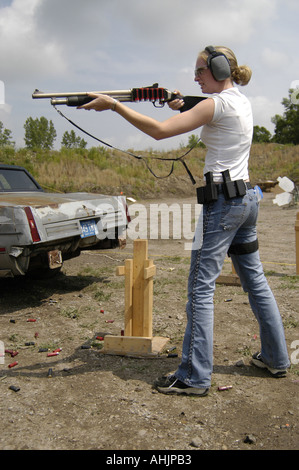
167, 90, 184, 111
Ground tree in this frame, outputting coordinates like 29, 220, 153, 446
0, 121, 15, 147
61, 130, 87, 149
24, 116, 57, 149
252, 125, 272, 143
187, 134, 205, 148
272, 89, 299, 144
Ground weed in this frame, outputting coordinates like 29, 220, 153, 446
1, 143, 298, 198
93, 289, 112, 302
283, 316, 298, 329
281, 275, 299, 290
237, 345, 252, 357
8, 333, 19, 343
60, 306, 80, 319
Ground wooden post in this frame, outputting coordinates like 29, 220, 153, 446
132, 239, 148, 336
143, 259, 155, 337
216, 259, 241, 286
124, 259, 133, 336
231, 262, 237, 275
295, 212, 299, 275
102, 239, 169, 357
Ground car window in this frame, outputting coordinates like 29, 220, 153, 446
0, 169, 40, 191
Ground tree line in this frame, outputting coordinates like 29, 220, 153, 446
1, 89, 299, 149
0, 117, 87, 150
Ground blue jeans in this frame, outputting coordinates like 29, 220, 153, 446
176, 188, 290, 389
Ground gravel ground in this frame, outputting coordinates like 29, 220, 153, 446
0, 192, 298, 454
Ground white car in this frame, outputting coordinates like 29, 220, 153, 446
0, 164, 130, 277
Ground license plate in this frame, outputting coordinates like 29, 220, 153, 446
80, 219, 98, 238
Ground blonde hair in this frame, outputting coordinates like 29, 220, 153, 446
199, 46, 252, 86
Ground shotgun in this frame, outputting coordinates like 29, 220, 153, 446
32, 83, 205, 112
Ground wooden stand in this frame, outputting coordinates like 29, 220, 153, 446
101, 239, 169, 357
216, 260, 241, 286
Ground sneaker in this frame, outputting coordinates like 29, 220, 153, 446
154, 375, 209, 396
154, 374, 176, 388
251, 352, 287, 378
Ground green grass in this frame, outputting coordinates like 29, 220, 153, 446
1, 143, 298, 198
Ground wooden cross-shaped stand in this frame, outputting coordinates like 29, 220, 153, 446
101, 239, 169, 357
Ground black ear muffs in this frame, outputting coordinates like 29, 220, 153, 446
205, 46, 231, 81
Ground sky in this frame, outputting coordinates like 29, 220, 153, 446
0, 0, 299, 151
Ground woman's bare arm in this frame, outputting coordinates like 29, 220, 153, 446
78, 93, 214, 141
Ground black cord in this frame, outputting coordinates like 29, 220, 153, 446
53, 105, 198, 184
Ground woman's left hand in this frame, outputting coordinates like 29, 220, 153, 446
78, 93, 115, 111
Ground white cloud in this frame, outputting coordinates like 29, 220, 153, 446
261, 48, 288, 69
189, 0, 277, 46
0, 0, 67, 83
249, 95, 284, 134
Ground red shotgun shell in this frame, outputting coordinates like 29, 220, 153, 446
8, 361, 18, 368
5, 349, 14, 355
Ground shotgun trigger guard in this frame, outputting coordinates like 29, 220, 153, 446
153, 101, 165, 108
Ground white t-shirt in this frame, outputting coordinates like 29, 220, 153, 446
200, 87, 253, 182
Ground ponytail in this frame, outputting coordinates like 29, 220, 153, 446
231, 65, 252, 86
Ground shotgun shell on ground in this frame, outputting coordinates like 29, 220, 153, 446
8, 361, 18, 368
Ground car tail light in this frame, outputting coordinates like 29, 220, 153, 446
125, 203, 131, 223
24, 207, 41, 242
119, 197, 131, 223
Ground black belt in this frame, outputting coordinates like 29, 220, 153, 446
216, 181, 252, 194
197, 173, 252, 204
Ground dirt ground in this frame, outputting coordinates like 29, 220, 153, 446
0, 192, 298, 452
